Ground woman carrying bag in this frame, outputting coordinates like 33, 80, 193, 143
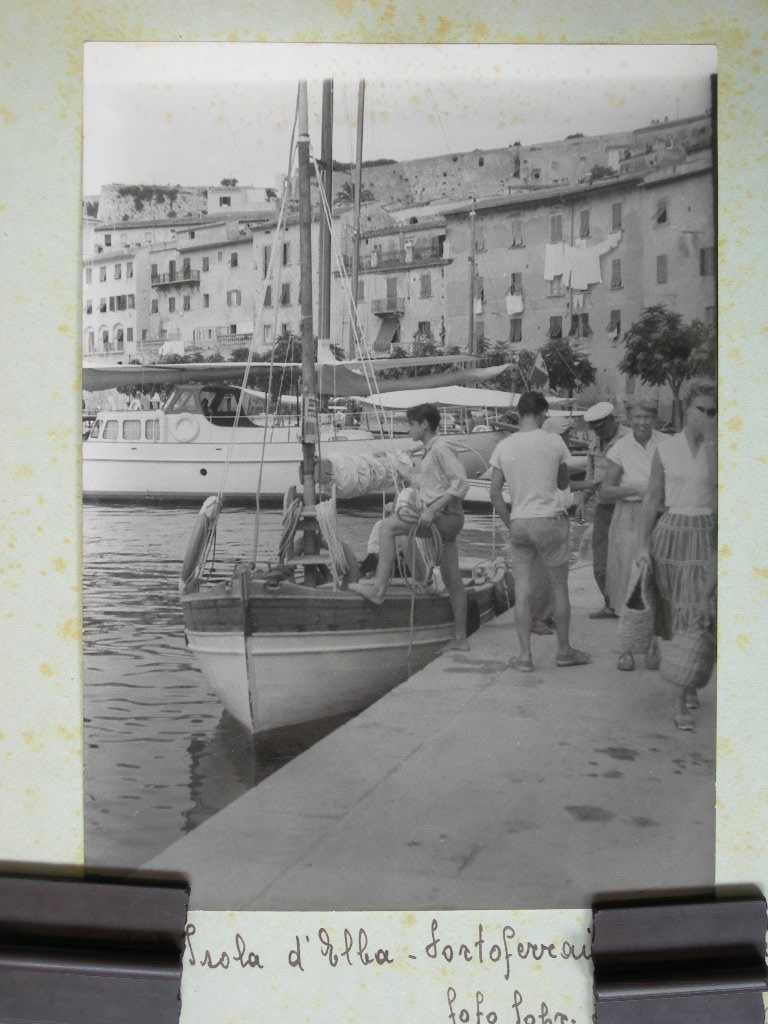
600, 398, 664, 671
639, 380, 718, 731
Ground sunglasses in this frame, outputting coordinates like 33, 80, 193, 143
693, 405, 718, 418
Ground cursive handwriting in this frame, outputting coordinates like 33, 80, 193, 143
185, 923, 264, 970
447, 987, 579, 1024
426, 920, 590, 981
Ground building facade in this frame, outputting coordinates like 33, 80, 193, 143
82, 113, 716, 414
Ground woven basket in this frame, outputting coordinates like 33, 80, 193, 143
618, 559, 657, 655
660, 621, 716, 690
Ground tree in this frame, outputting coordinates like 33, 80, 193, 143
229, 346, 253, 363
483, 340, 517, 393
619, 305, 713, 427
539, 338, 596, 395
220, 177, 238, 188
334, 180, 374, 206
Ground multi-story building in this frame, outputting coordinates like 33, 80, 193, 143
331, 153, 714, 412
82, 247, 151, 362
145, 230, 256, 358
82, 112, 715, 414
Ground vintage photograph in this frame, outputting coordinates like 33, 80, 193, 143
81, 44, 718, 910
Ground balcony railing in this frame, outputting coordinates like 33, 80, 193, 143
215, 333, 254, 350
371, 297, 405, 316
338, 243, 448, 275
151, 269, 201, 287
137, 338, 162, 355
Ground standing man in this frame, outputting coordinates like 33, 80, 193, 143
571, 401, 627, 619
490, 391, 590, 673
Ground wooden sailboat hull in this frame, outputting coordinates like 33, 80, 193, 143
183, 576, 506, 733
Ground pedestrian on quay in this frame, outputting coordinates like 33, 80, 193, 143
570, 401, 628, 619
489, 391, 589, 673
640, 379, 717, 730
529, 415, 576, 635
600, 397, 665, 670
350, 403, 470, 652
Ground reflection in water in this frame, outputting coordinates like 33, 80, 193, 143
183, 710, 353, 837
83, 503, 500, 868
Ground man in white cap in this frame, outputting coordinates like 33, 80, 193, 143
571, 401, 627, 618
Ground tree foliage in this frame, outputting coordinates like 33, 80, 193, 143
483, 339, 596, 395
334, 180, 375, 205
539, 338, 596, 393
619, 305, 713, 393
619, 305, 714, 426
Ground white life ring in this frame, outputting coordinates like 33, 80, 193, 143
180, 496, 220, 594
172, 414, 199, 443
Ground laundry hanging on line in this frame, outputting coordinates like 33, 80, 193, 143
505, 290, 524, 315
543, 231, 622, 288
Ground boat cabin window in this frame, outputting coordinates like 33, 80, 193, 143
145, 419, 160, 440
102, 420, 118, 440
122, 420, 141, 441
199, 386, 258, 427
89, 420, 101, 439
165, 390, 198, 414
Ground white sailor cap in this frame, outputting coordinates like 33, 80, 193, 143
583, 401, 615, 425
542, 416, 574, 435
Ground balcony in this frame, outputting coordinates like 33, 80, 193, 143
215, 333, 254, 351
339, 241, 449, 275
371, 297, 405, 317
137, 338, 162, 357
151, 269, 201, 287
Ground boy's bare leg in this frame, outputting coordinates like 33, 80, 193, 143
439, 539, 469, 649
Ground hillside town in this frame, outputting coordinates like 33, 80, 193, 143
82, 110, 715, 417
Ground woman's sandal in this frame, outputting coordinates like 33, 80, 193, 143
674, 712, 695, 731
555, 649, 590, 667
685, 691, 700, 711
644, 640, 661, 671
510, 657, 535, 673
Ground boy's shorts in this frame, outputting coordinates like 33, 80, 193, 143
507, 513, 570, 568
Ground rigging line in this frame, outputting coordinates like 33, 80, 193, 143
308, 143, 389, 439
426, 84, 454, 156
207, 90, 299, 569
253, 148, 301, 561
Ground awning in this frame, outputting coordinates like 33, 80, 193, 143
359, 385, 518, 410
372, 318, 398, 352
317, 361, 514, 399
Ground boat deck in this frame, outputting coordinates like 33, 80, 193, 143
144, 561, 715, 910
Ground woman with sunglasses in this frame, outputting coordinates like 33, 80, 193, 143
640, 379, 717, 730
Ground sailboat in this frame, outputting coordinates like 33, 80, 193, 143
179, 82, 511, 734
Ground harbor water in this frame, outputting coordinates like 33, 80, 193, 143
83, 502, 510, 869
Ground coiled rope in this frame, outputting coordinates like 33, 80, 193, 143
395, 493, 443, 596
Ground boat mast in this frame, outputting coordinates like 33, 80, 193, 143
297, 81, 320, 581
349, 80, 365, 358
467, 199, 476, 355
318, 80, 333, 342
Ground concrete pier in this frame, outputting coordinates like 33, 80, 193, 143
145, 562, 715, 910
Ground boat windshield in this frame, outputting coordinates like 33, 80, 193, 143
165, 386, 262, 427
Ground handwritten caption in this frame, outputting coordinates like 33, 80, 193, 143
185, 917, 592, 1024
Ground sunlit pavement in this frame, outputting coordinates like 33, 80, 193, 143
145, 559, 715, 911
